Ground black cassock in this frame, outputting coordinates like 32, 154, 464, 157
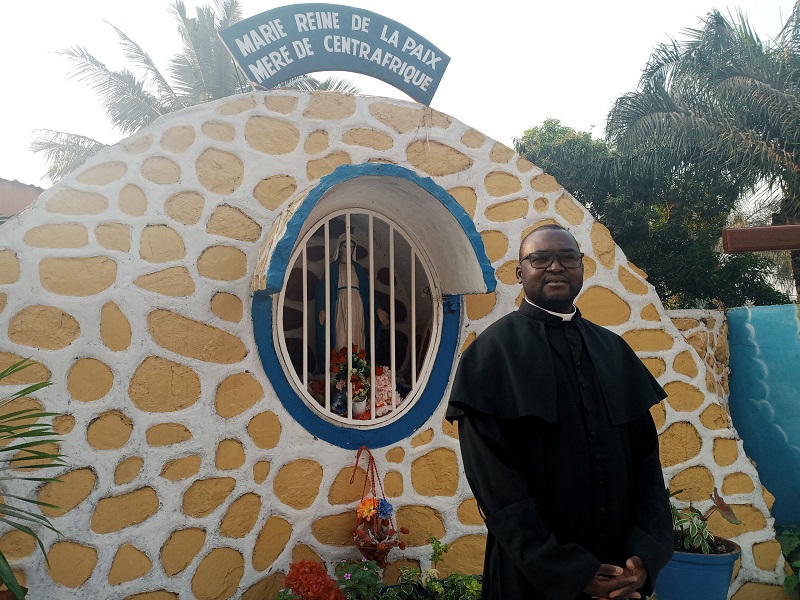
446, 302, 673, 600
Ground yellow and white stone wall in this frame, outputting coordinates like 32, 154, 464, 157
0, 91, 786, 599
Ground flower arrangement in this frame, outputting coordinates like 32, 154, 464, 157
277, 560, 344, 600
353, 496, 408, 567
670, 487, 741, 554
330, 346, 370, 404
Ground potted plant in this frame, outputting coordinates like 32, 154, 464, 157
655, 487, 742, 600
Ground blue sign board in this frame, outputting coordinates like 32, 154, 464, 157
218, 3, 450, 105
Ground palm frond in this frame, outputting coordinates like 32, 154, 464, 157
29, 129, 108, 181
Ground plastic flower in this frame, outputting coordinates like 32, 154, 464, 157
357, 497, 379, 521
377, 498, 394, 519
344, 573, 351, 580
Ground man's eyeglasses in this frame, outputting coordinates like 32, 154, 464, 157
520, 251, 584, 269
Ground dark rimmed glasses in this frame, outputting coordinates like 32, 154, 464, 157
520, 251, 584, 269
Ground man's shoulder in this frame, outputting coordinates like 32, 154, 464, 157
468, 311, 525, 346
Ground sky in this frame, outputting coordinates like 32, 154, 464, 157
2, 0, 795, 188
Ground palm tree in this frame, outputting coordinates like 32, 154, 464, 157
606, 2, 800, 297
31, 0, 359, 182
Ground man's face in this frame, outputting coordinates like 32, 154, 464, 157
516, 229, 584, 313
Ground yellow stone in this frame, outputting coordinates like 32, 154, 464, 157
763, 487, 776, 510
13, 441, 58, 471
673, 350, 699, 378
732, 582, 789, 600
575, 286, 631, 326
161, 528, 207, 576
126, 591, 179, 600
207, 206, 262, 242
448, 187, 477, 218
484, 171, 522, 197
253, 461, 271, 484
386, 447, 405, 463
245, 115, 301, 154
68, 358, 113, 401
142, 156, 180, 184
310, 512, 354, 547
672, 318, 700, 331
343, 128, 393, 150
254, 175, 297, 210
442, 415, 459, 439
0, 353, 49, 383
437, 535, 486, 577
47, 542, 97, 588
241, 573, 286, 600
119, 184, 147, 216
87, 410, 133, 450
220, 493, 262, 538
532, 197, 549, 213
385, 471, 403, 497
304, 130, 329, 154
752, 540, 782, 571
134, 266, 195, 296
292, 545, 322, 564
196, 148, 244, 194
411, 428, 434, 447
37, 468, 96, 518
465, 292, 496, 320
395, 506, 445, 546
129, 356, 200, 412
161, 125, 195, 152
214, 372, 263, 418
183, 477, 236, 517
664, 381, 705, 412
0, 397, 41, 443
304, 92, 356, 119
273, 459, 323, 509
700, 404, 730, 429
590, 222, 616, 269
265, 95, 298, 114
39, 256, 116, 296
211, 293, 243, 323
457, 498, 483, 525
191, 547, 244, 600
368, 102, 451, 134
46, 189, 108, 214
641, 358, 666, 379
202, 121, 236, 142
101, 302, 131, 351
618, 266, 649, 294
583, 255, 597, 279
328, 466, 365, 505
554, 194, 584, 225
165, 191, 204, 224
650, 402, 666, 430
490, 143, 515, 163
621, 329, 674, 351
641, 303, 661, 322
485, 198, 528, 222
706, 504, 765, 538
254, 516, 293, 569
407, 140, 473, 176
713, 438, 739, 467
723, 472, 755, 495
0, 251, 19, 284
96, 222, 131, 252
658, 422, 702, 467
24, 224, 88, 248
670, 466, 714, 500
218, 96, 256, 114
108, 543, 152, 584
461, 332, 476, 353
140, 225, 185, 262
411, 448, 459, 496
0, 293, 5, 315
216, 439, 246, 470
161, 455, 202, 481
530, 173, 560, 193
480, 230, 509, 263
197, 245, 247, 281
248, 411, 281, 449
148, 309, 248, 364
460, 130, 485, 148
91, 487, 159, 533
121, 134, 153, 154
8, 305, 80, 349
115, 456, 144, 485
0, 530, 36, 559
146, 423, 192, 446
307, 151, 351, 179
78, 161, 127, 185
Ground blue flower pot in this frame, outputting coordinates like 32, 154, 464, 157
655, 538, 740, 600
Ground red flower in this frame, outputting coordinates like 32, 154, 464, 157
375, 366, 383, 376
358, 350, 366, 360
331, 365, 339, 374
352, 344, 358, 353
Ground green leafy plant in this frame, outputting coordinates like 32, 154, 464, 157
778, 526, 800, 595
670, 487, 741, 554
335, 558, 384, 599
0, 359, 64, 599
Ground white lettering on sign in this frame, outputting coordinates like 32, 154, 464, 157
351, 14, 370, 32
246, 46, 294, 83
379, 25, 399, 47
292, 37, 315, 59
234, 19, 287, 56
401, 36, 443, 70
295, 11, 340, 32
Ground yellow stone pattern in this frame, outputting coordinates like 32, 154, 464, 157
0, 91, 777, 597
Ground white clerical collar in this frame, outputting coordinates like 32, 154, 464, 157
524, 297, 576, 321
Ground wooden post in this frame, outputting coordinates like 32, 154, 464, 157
722, 225, 800, 253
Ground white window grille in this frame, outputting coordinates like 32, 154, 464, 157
275, 209, 441, 427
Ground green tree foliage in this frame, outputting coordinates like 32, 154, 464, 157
606, 2, 800, 297
31, 0, 359, 182
516, 119, 789, 308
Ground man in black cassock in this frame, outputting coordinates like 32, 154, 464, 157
446, 224, 673, 600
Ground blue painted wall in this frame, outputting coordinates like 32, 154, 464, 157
727, 304, 800, 526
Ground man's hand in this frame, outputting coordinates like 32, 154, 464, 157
589, 556, 648, 600
583, 564, 636, 599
